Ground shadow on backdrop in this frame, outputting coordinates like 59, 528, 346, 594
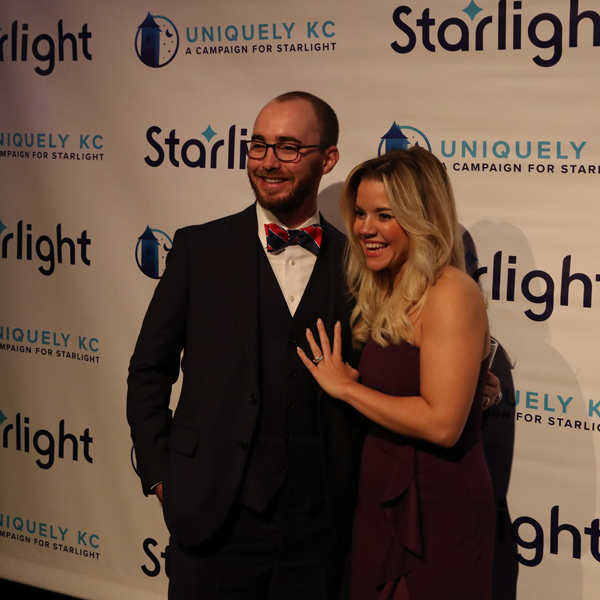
467, 221, 597, 599
464, 227, 518, 600
318, 182, 345, 233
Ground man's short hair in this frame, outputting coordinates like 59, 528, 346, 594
273, 91, 339, 147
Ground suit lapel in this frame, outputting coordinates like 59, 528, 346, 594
320, 218, 344, 334
300, 216, 346, 403
219, 205, 260, 376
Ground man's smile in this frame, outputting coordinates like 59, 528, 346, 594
261, 176, 289, 184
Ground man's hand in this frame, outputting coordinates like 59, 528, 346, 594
483, 371, 501, 409
155, 482, 163, 505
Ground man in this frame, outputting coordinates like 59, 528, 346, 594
127, 91, 364, 599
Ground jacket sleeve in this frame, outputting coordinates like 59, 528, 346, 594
126, 228, 190, 494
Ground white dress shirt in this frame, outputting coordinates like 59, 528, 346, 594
256, 203, 320, 316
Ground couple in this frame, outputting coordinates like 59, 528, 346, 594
127, 91, 497, 600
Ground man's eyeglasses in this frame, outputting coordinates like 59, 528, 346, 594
243, 140, 327, 162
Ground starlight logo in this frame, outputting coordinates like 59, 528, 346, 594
135, 13, 179, 68
135, 226, 173, 279
0, 410, 93, 470
378, 122, 431, 156
0, 19, 92, 76
472, 250, 600, 322
391, 0, 600, 68
144, 124, 249, 170
0, 218, 91, 276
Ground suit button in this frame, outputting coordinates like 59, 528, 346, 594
287, 402, 295, 410
284, 435, 293, 442
237, 440, 248, 451
288, 338, 297, 345
288, 371, 297, 379
279, 466, 287, 475
249, 394, 258, 405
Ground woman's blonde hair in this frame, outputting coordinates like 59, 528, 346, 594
340, 147, 465, 348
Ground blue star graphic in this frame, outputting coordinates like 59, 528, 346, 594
0, 410, 7, 426
463, 0, 483, 21
0, 219, 7, 236
201, 126, 217, 143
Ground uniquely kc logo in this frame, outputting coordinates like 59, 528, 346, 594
136, 13, 180, 68
378, 122, 432, 156
135, 226, 173, 279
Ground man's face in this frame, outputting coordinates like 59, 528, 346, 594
247, 99, 330, 216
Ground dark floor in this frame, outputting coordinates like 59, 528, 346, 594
0, 578, 78, 599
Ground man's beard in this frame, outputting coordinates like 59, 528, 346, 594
247, 163, 322, 216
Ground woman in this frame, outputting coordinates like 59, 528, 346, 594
298, 147, 495, 600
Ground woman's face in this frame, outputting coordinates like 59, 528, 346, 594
353, 178, 409, 283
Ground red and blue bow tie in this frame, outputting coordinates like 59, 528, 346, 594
265, 223, 323, 256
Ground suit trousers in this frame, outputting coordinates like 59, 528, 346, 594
166, 484, 347, 600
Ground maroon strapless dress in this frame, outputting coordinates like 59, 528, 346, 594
351, 340, 495, 600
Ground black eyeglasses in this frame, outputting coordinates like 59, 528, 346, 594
243, 140, 327, 162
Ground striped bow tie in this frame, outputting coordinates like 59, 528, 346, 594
265, 223, 323, 256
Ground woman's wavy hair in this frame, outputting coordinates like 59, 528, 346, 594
340, 147, 465, 348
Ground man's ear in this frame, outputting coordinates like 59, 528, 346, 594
322, 146, 340, 175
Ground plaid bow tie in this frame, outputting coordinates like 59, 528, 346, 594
265, 223, 323, 256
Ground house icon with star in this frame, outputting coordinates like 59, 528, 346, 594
381, 122, 410, 153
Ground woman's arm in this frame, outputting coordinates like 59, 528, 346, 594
298, 268, 489, 448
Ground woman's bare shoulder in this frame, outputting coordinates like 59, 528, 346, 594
422, 267, 487, 323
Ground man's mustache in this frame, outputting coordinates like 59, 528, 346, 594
254, 170, 291, 179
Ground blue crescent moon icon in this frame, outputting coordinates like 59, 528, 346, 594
165, 29, 173, 38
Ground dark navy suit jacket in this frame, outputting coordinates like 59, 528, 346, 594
127, 204, 363, 547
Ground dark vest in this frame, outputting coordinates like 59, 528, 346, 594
240, 242, 331, 513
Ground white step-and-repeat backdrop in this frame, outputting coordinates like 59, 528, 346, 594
1, 1, 599, 598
